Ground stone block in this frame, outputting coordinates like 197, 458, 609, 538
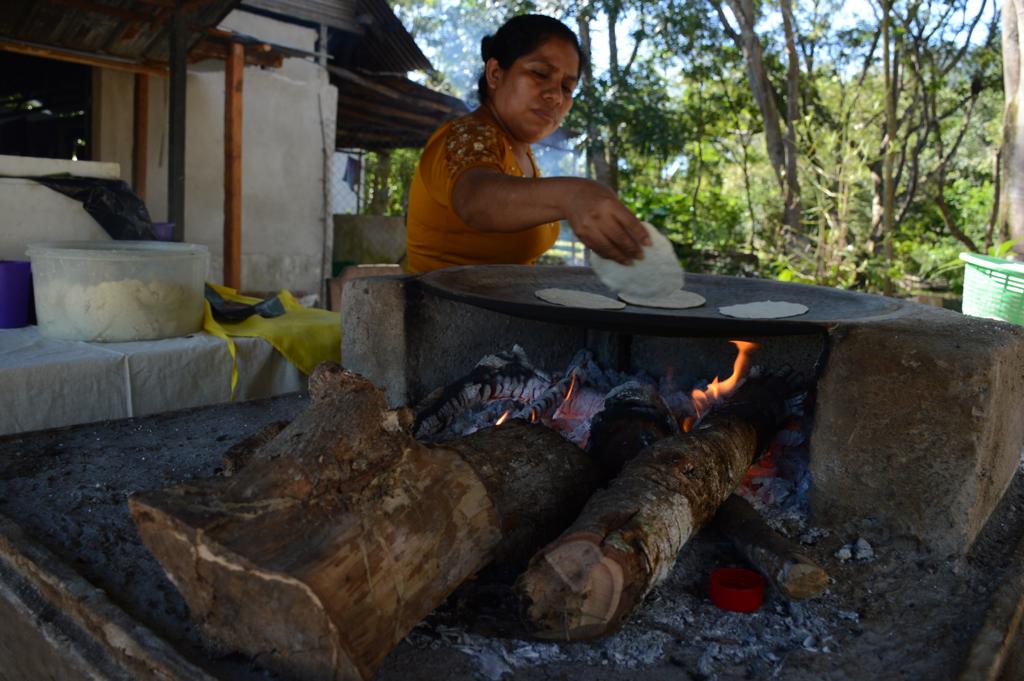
809, 302, 1024, 557
341, 274, 411, 407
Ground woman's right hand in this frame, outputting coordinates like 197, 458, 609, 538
562, 179, 651, 264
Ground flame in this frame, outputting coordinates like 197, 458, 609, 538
495, 410, 510, 426
529, 409, 538, 423
563, 371, 577, 403
682, 340, 759, 432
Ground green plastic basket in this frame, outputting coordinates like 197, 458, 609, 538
959, 252, 1024, 325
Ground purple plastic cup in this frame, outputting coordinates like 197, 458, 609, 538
153, 222, 175, 241
0, 260, 32, 329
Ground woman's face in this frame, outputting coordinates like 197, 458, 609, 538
486, 37, 580, 144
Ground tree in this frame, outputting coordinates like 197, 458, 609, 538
1001, 0, 1024, 256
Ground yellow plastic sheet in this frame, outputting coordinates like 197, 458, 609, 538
202, 283, 341, 397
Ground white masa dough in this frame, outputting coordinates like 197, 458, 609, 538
718, 300, 809, 319
36, 278, 202, 341
535, 288, 626, 310
590, 221, 683, 299
619, 289, 706, 309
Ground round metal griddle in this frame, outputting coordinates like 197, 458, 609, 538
416, 265, 904, 336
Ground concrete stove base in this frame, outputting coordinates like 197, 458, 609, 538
342, 273, 1024, 558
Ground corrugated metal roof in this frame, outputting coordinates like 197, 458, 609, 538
242, 0, 430, 74
0, 0, 242, 66
241, 0, 358, 33
331, 66, 467, 150
349, 0, 429, 74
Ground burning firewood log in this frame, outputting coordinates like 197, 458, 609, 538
516, 372, 799, 640
586, 380, 679, 479
129, 363, 599, 681
711, 494, 829, 600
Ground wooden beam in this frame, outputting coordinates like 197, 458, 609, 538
0, 40, 165, 77
223, 41, 243, 290
189, 38, 282, 69
132, 73, 149, 201
168, 0, 187, 241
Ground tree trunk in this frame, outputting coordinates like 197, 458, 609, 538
723, 0, 788, 191
881, 0, 897, 292
779, 0, 803, 235
367, 150, 391, 214
1000, 0, 1024, 257
130, 364, 599, 681
516, 413, 761, 640
604, 1, 621, 193
577, 4, 615, 191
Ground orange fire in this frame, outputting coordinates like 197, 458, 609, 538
682, 340, 759, 432
495, 410, 510, 426
563, 371, 577, 403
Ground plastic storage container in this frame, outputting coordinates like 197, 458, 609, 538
959, 252, 1024, 326
26, 241, 209, 342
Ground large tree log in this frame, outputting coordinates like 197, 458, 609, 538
711, 494, 828, 600
129, 364, 599, 681
516, 375, 794, 640
516, 413, 759, 640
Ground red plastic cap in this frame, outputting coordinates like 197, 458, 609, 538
709, 567, 765, 613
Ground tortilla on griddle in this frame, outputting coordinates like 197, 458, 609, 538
718, 300, 809, 319
535, 288, 626, 310
619, 290, 706, 309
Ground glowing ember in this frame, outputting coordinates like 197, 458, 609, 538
683, 340, 759, 432
495, 410, 510, 426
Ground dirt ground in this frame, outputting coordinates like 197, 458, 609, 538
0, 393, 1020, 681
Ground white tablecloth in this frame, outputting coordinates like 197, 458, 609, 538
0, 327, 305, 436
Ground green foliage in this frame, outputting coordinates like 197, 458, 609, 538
361, 149, 422, 216
392, 0, 1004, 296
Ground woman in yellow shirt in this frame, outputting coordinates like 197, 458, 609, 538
406, 14, 650, 273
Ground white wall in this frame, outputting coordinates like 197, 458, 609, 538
0, 156, 118, 260
94, 10, 338, 295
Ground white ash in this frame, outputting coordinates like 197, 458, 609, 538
835, 537, 875, 563
853, 538, 875, 561
405, 533, 847, 681
407, 621, 670, 680
799, 527, 829, 545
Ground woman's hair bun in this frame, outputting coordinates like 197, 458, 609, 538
480, 34, 494, 61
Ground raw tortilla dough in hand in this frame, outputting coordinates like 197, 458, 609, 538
618, 290, 706, 309
718, 300, 809, 319
535, 288, 626, 310
590, 221, 683, 299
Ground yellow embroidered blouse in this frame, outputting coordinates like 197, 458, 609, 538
405, 107, 560, 273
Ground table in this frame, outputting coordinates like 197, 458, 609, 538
0, 326, 305, 435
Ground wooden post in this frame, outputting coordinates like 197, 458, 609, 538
168, 0, 187, 241
224, 41, 243, 289
132, 73, 148, 200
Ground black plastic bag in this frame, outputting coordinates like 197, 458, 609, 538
205, 285, 286, 323
26, 175, 157, 240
